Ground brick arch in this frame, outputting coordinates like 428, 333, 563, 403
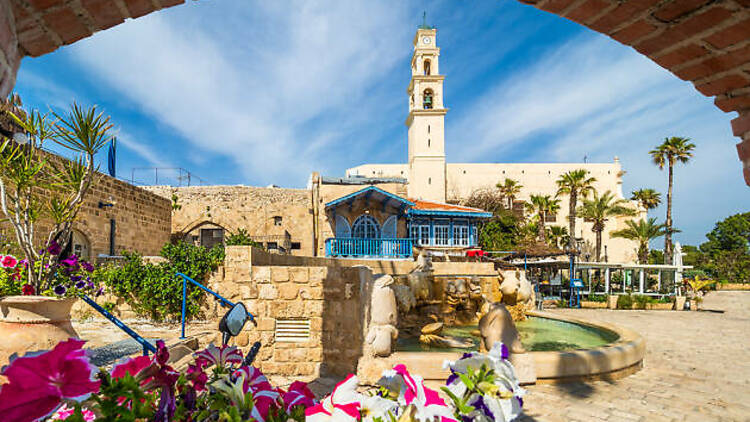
0, 0, 747, 184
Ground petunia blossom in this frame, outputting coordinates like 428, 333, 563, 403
194, 343, 243, 368
81, 261, 95, 273
111, 355, 152, 383
360, 394, 399, 422
379, 365, 456, 422
305, 374, 362, 422
282, 381, 317, 412
443, 342, 525, 422
47, 240, 62, 256
0, 339, 100, 422
22, 284, 35, 295
60, 255, 79, 269
1, 254, 18, 268
50, 403, 96, 421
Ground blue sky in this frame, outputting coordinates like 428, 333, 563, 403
11, 0, 747, 246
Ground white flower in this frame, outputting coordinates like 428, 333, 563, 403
360, 395, 399, 422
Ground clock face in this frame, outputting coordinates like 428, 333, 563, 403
422, 36, 431, 44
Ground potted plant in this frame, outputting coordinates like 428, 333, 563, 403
685, 276, 716, 311
0, 96, 111, 365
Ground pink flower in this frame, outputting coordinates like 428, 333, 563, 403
50, 403, 96, 421
111, 355, 152, 383
22, 284, 35, 295
305, 374, 361, 421
230, 366, 281, 421
194, 343, 243, 368
1, 254, 18, 268
0, 339, 100, 422
283, 381, 316, 412
186, 359, 209, 391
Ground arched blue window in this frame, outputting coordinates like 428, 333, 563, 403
352, 215, 380, 239
382, 216, 397, 239
335, 215, 351, 238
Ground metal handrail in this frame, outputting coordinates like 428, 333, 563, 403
325, 237, 413, 258
176, 272, 256, 339
78, 294, 157, 356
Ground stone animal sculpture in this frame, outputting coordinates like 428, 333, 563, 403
365, 274, 399, 357
499, 270, 535, 309
478, 302, 525, 354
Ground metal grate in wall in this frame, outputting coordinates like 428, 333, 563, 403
274, 318, 311, 343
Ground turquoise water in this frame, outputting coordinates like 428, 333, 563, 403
395, 316, 619, 353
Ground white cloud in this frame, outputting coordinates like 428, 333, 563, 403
448, 33, 746, 244
116, 131, 174, 169
68, 1, 413, 186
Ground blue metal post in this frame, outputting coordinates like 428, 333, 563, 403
79, 294, 157, 355
181, 274, 187, 339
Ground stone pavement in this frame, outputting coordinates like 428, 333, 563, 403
519, 291, 750, 422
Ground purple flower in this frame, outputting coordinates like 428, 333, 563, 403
71, 275, 82, 283
75, 280, 86, 289
61, 255, 79, 268
95, 287, 104, 297
81, 261, 94, 273
53, 285, 67, 296
47, 240, 62, 256
500, 343, 509, 360
86, 281, 95, 289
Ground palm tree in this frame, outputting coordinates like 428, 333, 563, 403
547, 225, 569, 249
577, 190, 636, 261
526, 194, 560, 241
555, 169, 596, 251
611, 218, 667, 264
631, 188, 662, 211
496, 178, 522, 210
649, 137, 695, 264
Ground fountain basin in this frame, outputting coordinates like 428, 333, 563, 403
380, 311, 644, 385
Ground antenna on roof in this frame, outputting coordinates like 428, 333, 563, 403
419, 11, 434, 29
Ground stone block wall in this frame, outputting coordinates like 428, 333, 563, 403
144, 185, 313, 256
0, 149, 171, 260
206, 247, 366, 379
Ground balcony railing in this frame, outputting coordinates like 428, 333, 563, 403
325, 237, 413, 259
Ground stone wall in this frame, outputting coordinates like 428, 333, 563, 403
203, 246, 366, 379
143, 185, 313, 256
0, 151, 171, 261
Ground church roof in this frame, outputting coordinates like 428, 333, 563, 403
406, 199, 492, 218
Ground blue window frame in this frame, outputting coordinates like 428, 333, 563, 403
352, 215, 380, 239
434, 219, 450, 246
453, 219, 469, 246
410, 219, 430, 246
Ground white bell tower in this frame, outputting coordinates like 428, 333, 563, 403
406, 22, 447, 203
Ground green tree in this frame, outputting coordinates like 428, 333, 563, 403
698, 212, 750, 283
700, 212, 750, 255
496, 178, 522, 210
577, 190, 636, 261
649, 137, 695, 264
525, 194, 560, 241
477, 212, 518, 252
630, 188, 661, 211
547, 225, 569, 249
611, 218, 667, 264
225, 228, 262, 247
555, 169, 596, 251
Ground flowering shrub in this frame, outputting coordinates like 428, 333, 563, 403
0, 340, 524, 422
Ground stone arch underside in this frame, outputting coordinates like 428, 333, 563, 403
0, 0, 747, 185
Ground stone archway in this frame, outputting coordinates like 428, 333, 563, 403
0, 0, 747, 184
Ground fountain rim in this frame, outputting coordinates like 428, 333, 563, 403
384, 311, 645, 385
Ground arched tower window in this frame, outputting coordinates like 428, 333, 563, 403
352, 215, 380, 239
423, 89, 433, 110
424, 59, 431, 76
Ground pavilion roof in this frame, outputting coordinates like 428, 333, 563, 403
406, 199, 492, 218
